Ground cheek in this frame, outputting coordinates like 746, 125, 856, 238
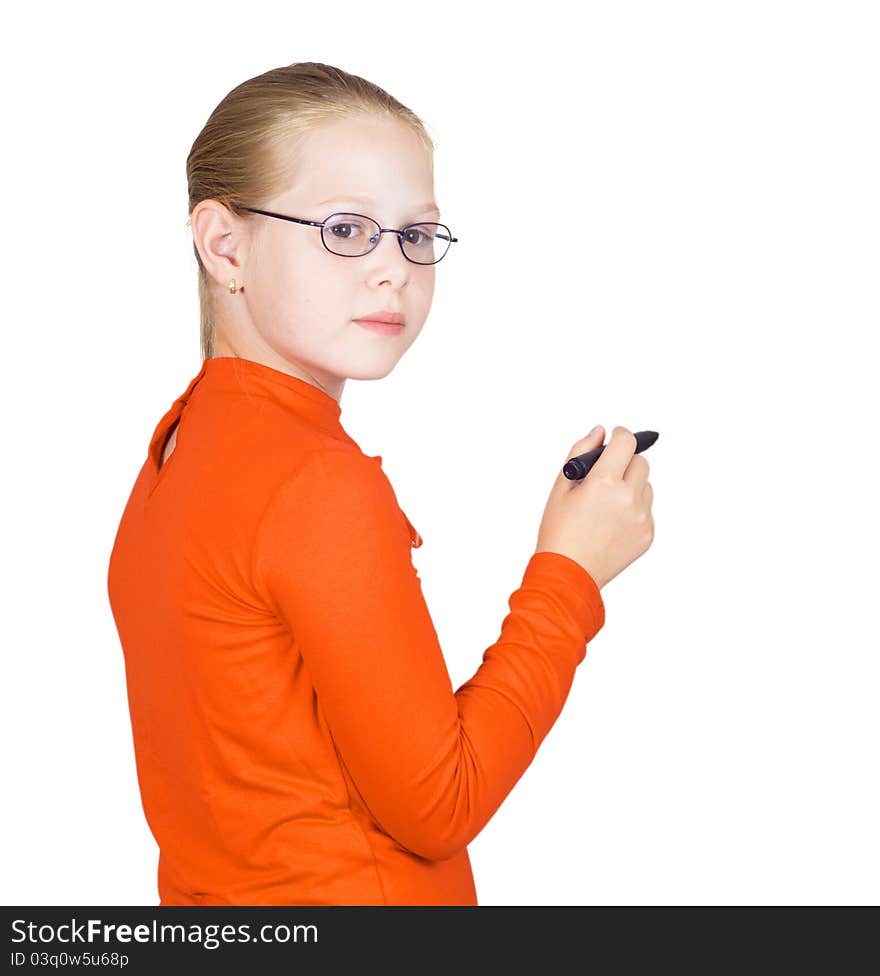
257, 242, 334, 316
416, 270, 436, 308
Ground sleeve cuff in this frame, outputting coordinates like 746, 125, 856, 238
522, 550, 606, 644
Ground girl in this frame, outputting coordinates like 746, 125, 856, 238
107, 61, 654, 906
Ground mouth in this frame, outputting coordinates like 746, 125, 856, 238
354, 318, 405, 336
356, 310, 406, 326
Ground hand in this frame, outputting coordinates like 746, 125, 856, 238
535, 425, 655, 590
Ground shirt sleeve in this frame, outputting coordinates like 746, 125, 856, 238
251, 447, 606, 862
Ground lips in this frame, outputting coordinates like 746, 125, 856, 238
355, 310, 405, 326
355, 318, 404, 336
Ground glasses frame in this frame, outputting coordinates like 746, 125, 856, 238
240, 207, 459, 265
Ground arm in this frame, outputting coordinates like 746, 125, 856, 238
251, 447, 605, 861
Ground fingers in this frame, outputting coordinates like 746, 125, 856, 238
623, 453, 649, 491
591, 425, 637, 481
569, 425, 605, 455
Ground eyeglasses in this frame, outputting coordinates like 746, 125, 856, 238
240, 207, 459, 265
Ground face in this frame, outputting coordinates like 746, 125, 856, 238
194, 114, 440, 401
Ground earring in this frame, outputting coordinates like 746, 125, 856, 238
228, 278, 243, 294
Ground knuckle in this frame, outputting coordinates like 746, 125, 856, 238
614, 426, 636, 449
636, 509, 654, 542
593, 471, 616, 491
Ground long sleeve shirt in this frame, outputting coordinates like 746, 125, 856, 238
106, 355, 606, 906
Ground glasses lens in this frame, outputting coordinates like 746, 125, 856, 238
322, 214, 453, 264
402, 223, 452, 265
322, 213, 380, 256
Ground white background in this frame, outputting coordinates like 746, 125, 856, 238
2, 0, 878, 906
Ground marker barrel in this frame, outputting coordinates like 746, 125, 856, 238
563, 430, 659, 480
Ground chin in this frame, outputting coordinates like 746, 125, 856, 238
344, 360, 401, 381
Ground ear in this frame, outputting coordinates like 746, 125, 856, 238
191, 201, 243, 286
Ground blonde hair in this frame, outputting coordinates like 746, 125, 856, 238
186, 62, 436, 360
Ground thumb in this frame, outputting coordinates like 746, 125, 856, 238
569, 424, 605, 456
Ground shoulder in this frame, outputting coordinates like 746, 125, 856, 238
252, 447, 414, 592
259, 446, 402, 533
292, 446, 390, 493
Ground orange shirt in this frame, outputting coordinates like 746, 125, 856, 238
107, 356, 606, 906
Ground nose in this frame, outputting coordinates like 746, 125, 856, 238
368, 228, 404, 251
362, 231, 412, 281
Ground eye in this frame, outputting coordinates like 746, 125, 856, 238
327, 219, 366, 241
404, 225, 433, 247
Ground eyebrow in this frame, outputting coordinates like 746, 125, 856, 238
316, 195, 441, 217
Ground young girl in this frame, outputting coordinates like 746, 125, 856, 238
107, 61, 654, 907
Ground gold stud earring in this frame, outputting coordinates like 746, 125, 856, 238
228, 278, 238, 294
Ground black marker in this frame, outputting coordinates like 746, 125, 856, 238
563, 430, 659, 480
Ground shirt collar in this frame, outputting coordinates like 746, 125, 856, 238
197, 356, 344, 433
